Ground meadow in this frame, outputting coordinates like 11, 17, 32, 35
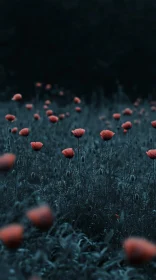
0, 85, 156, 279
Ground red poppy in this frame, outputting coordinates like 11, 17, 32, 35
151, 120, 156, 128
30, 142, 43, 151
122, 108, 133, 115
46, 110, 53, 116
59, 91, 64, 96
74, 97, 81, 104
59, 114, 65, 120
0, 153, 16, 171
146, 149, 156, 159
19, 128, 30, 136
34, 113, 40, 120
0, 224, 24, 248
12, 93, 22, 101
45, 84, 52, 90
123, 129, 128, 134
26, 205, 54, 230
62, 148, 75, 158
11, 127, 18, 134
123, 237, 156, 264
43, 105, 48, 110
121, 121, 132, 130
75, 107, 81, 112
113, 113, 121, 120
100, 130, 115, 140
5, 114, 16, 122
48, 115, 59, 123
35, 82, 42, 87
72, 128, 85, 138
45, 100, 51, 105
133, 101, 139, 107
25, 104, 33, 110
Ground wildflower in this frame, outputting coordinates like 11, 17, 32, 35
35, 82, 42, 87
19, 128, 30, 136
113, 113, 121, 120
34, 113, 40, 120
146, 149, 156, 159
133, 101, 139, 107
121, 121, 132, 130
45, 84, 52, 90
5, 114, 16, 122
48, 115, 59, 123
12, 93, 22, 101
46, 110, 53, 116
11, 127, 18, 134
25, 104, 33, 110
59, 91, 64, 96
100, 130, 115, 140
123, 237, 156, 264
30, 142, 43, 151
0, 153, 16, 171
122, 108, 133, 115
43, 105, 48, 110
123, 129, 128, 134
26, 205, 54, 230
45, 100, 51, 105
62, 148, 75, 158
151, 120, 156, 128
75, 107, 81, 112
0, 224, 24, 248
72, 128, 85, 138
74, 97, 81, 104
59, 114, 65, 120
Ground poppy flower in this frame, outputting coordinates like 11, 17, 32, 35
5, 114, 16, 122
0, 153, 16, 171
19, 128, 30, 136
46, 109, 53, 116
74, 97, 81, 104
62, 148, 75, 158
45, 100, 51, 105
59, 114, 65, 120
43, 105, 48, 110
123, 129, 128, 134
113, 113, 121, 120
30, 142, 43, 151
122, 108, 133, 115
26, 205, 54, 230
11, 127, 18, 134
59, 91, 64, 96
45, 84, 52, 90
75, 107, 81, 112
151, 120, 156, 128
121, 121, 132, 130
146, 149, 156, 159
72, 128, 85, 138
34, 113, 40, 120
151, 106, 156, 112
25, 104, 33, 110
123, 237, 156, 264
48, 115, 59, 123
12, 93, 22, 101
0, 224, 24, 248
100, 130, 115, 140
133, 101, 139, 107
35, 82, 42, 87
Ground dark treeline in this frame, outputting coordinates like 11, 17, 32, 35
0, 0, 156, 99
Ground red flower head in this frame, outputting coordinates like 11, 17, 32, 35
62, 148, 75, 158
151, 120, 156, 128
59, 91, 64, 96
45, 100, 51, 105
34, 113, 40, 120
5, 114, 16, 122
123, 237, 156, 264
75, 106, 81, 112
59, 114, 65, 120
12, 93, 22, 101
123, 129, 128, 134
48, 115, 59, 123
74, 97, 81, 104
35, 82, 42, 87
100, 130, 115, 140
0, 153, 16, 171
121, 121, 132, 130
43, 105, 48, 110
11, 127, 18, 134
0, 224, 24, 249
146, 149, 156, 159
19, 128, 30, 136
45, 84, 52, 90
46, 110, 53, 116
25, 104, 33, 110
72, 128, 85, 138
133, 101, 139, 107
30, 142, 43, 151
113, 113, 121, 120
122, 108, 133, 115
26, 205, 54, 230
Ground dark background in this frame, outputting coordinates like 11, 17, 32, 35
0, 0, 156, 99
